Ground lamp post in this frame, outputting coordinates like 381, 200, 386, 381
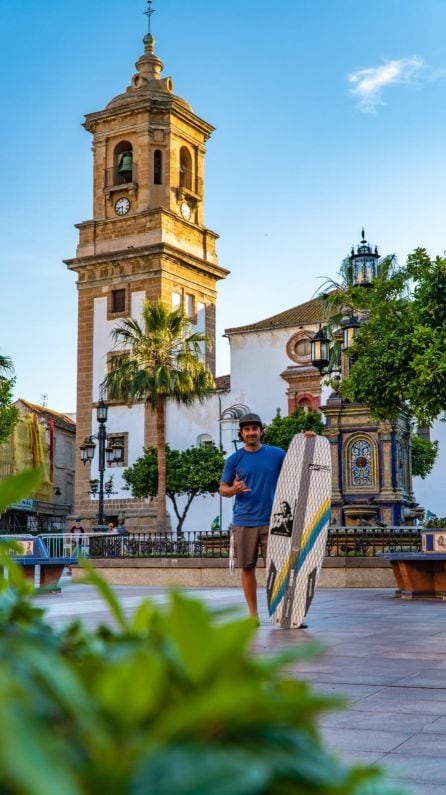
79, 399, 123, 527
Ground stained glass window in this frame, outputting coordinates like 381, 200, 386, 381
351, 439, 372, 486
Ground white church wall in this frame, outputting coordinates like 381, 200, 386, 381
164, 395, 234, 532
229, 329, 293, 423
92, 291, 145, 398
89, 291, 147, 503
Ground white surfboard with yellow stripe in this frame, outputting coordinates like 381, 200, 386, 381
266, 434, 331, 628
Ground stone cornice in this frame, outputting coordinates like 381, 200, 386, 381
64, 241, 229, 283
84, 96, 214, 140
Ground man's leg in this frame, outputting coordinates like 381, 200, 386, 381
241, 566, 258, 618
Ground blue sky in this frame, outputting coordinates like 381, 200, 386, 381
3, 0, 446, 413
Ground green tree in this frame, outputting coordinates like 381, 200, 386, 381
263, 407, 324, 450
0, 355, 19, 445
123, 443, 225, 533
104, 300, 215, 530
339, 249, 446, 426
411, 434, 438, 479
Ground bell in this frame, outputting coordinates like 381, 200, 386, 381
118, 152, 133, 181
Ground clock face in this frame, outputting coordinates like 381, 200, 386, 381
180, 201, 191, 221
115, 197, 131, 216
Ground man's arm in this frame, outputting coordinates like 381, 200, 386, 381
219, 474, 252, 497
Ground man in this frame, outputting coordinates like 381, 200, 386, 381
219, 413, 286, 622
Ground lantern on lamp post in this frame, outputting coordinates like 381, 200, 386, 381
310, 326, 330, 373
349, 229, 380, 288
79, 398, 123, 527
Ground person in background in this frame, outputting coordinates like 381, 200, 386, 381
116, 518, 129, 535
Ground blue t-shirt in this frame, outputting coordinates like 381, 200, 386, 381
221, 444, 286, 527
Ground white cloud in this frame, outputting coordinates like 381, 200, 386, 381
348, 56, 427, 113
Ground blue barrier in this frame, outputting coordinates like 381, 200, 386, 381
0, 534, 78, 592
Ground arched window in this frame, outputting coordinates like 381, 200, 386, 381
114, 140, 133, 184
350, 439, 373, 486
345, 434, 378, 492
197, 433, 213, 447
154, 149, 162, 185
179, 146, 192, 189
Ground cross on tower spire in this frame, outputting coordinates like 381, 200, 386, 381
145, 0, 156, 36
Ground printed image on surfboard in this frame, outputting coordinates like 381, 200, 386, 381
270, 499, 295, 537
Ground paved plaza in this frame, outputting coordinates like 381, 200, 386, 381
36, 581, 446, 795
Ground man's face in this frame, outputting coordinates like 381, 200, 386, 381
240, 423, 262, 449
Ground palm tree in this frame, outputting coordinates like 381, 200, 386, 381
104, 300, 215, 531
0, 355, 14, 377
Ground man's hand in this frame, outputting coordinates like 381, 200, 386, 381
233, 474, 252, 494
219, 475, 252, 498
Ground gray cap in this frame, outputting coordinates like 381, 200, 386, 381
239, 413, 263, 428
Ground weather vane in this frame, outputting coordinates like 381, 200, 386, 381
145, 0, 156, 35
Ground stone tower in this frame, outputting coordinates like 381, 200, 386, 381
65, 16, 228, 529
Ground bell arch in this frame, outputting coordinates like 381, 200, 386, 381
179, 146, 192, 189
114, 140, 133, 184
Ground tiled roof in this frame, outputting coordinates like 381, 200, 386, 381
225, 296, 328, 335
16, 399, 76, 432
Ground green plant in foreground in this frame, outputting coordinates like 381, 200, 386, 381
0, 471, 406, 795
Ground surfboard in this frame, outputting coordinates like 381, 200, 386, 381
266, 433, 331, 628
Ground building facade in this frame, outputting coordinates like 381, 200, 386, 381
0, 399, 75, 532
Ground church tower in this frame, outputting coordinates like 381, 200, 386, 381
65, 6, 228, 529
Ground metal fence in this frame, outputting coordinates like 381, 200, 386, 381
35, 527, 422, 561
0, 515, 68, 534
326, 526, 421, 556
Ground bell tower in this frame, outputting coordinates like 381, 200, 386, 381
65, 6, 228, 528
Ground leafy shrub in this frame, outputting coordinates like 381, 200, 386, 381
0, 471, 405, 794
263, 408, 324, 451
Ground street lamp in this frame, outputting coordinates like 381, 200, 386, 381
340, 314, 360, 353
310, 326, 330, 373
349, 229, 380, 288
79, 398, 123, 527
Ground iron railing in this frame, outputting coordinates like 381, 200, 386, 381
0, 515, 68, 534
34, 527, 422, 561
326, 526, 421, 556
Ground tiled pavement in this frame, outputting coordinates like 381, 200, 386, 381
36, 581, 446, 795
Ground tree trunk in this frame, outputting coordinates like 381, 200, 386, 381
156, 396, 167, 531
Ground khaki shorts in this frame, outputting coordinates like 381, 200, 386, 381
233, 525, 269, 569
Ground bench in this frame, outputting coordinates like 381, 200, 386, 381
380, 552, 446, 599
0, 535, 78, 592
